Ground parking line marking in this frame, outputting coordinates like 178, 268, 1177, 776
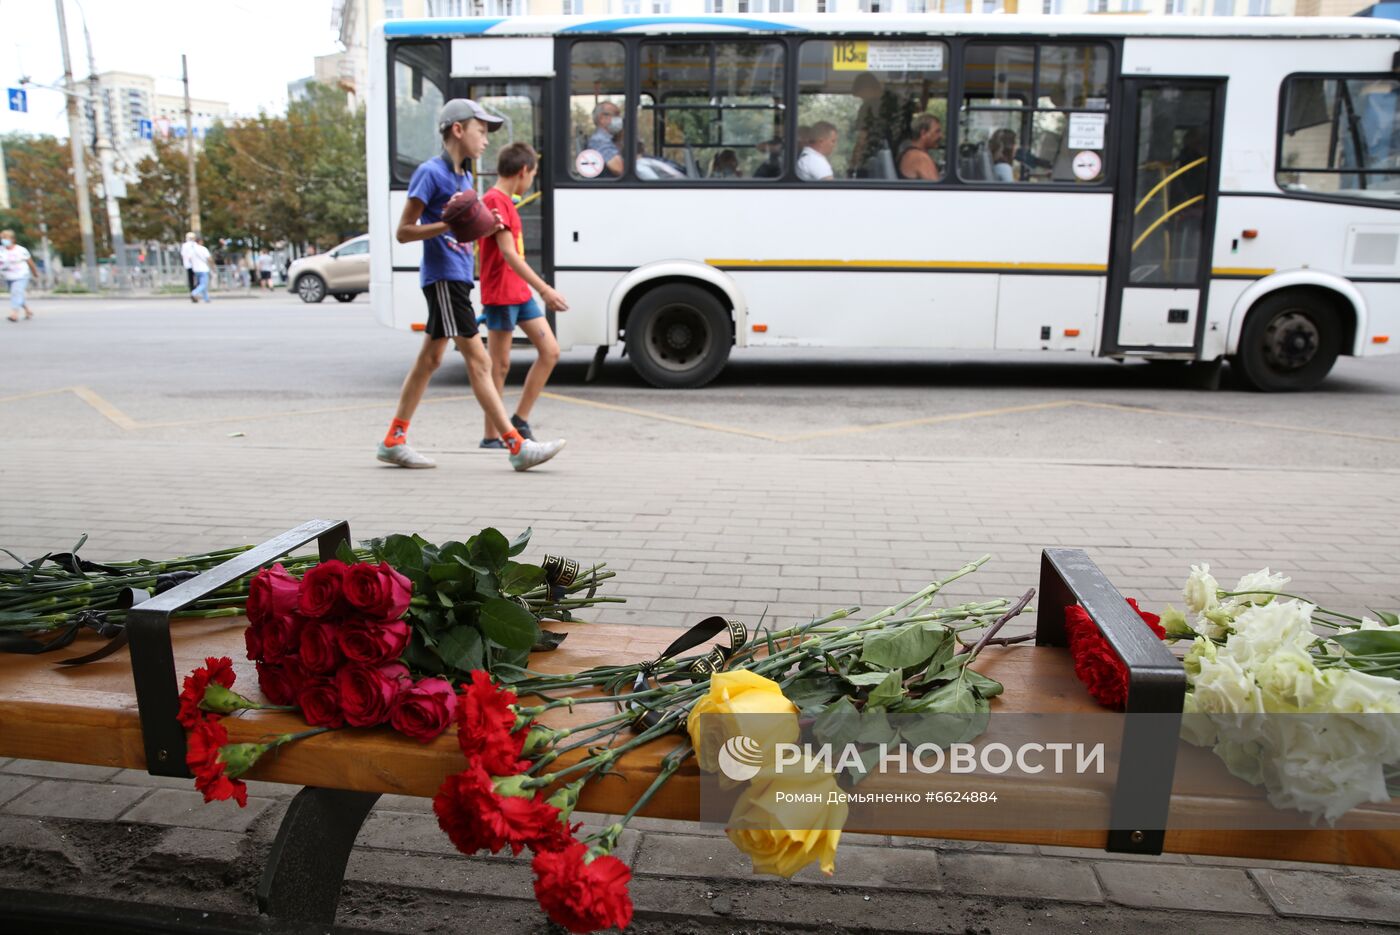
71, 386, 140, 430
780, 400, 1079, 442
0, 387, 78, 404
540, 391, 783, 441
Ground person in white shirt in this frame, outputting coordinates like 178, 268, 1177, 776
189, 236, 213, 304
180, 232, 197, 301
2, 230, 39, 322
796, 122, 839, 182
256, 250, 274, 291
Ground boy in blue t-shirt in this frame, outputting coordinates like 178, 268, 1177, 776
377, 98, 565, 472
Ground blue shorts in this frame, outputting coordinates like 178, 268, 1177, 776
481, 298, 544, 332
7, 278, 28, 310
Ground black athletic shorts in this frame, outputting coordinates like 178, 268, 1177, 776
422, 280, 478, 340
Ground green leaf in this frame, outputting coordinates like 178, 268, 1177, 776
961, 669, 1004, 699
335, 540, 358, 564
533, 629, 568, 652
479, 597, 540, 652
402, 630, 445, 674
812, 697, 897, 748
866, 670, 906, 710
378, 534, 425, 573
860, 625, 950, 671
1371, 610, 1399, 628
435, 626, 484, 672
1333, 629, 1400, 657
785, 674, 843, 709
474, 569, 500, 598
468, 529, 510, 574
507, 527, 533, 557
428, 561, 471, 584
500, 562, 546, 596
842, 671, 894, 687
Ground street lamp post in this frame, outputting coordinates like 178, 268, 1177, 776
54, 0, 99, 291
81, 11, 129, 291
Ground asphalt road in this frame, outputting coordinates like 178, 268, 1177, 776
2, 293, 1398, 469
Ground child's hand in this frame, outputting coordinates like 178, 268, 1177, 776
491, 210, 506, 234
541, 287, 569, 312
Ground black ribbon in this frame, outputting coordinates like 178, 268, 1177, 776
35, 553, 127, 576
542, 554, 586, 603
0, 609, 118, 656
620, 615, 749, 731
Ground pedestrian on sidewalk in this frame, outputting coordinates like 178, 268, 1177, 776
478, 142, 567, 449
256, 250, 274, 291
2, 230, 38, 322
180, 232, 197, 297
376, 98, 566, 473
189, 236, 212, 304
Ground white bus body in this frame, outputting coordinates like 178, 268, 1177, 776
368, 14, 1400, 390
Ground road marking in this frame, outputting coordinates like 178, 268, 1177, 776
781, 400, 1078, 442
540, 391, 782, 441
1077, 401, 1400, 445
71, 386, 140, 430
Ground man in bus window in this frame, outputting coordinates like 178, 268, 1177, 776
586, 101, 625, 177
897, 114, 942, 181
797, 122, 838, 182
752, 136, 784, 179
377, 98, 566, 472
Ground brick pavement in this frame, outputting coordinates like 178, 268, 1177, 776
2, 439, 1400, 931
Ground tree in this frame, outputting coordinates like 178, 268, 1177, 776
120, 138, 191, 244
2, 133, 109, 263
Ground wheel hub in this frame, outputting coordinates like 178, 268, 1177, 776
1263, 311, 1319, 372
646, 305, 712, 372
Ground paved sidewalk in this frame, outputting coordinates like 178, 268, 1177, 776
2, 439, 1399, 931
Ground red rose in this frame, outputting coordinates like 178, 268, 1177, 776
299, 622, 344, 674
336, 662, 411, 727
186, 716, 248, 807
433, 764, 564, 857
344, 563, 413, 621
178, 656, 236, 729
244, 621, 263, 662
256, 659, 304, 707
458, 670, 529, 776
297, 677, 345, 728
531, 841, 634, 934
298, 560, 348, 619
246, 564, 301, 628
1065, 600, 1167, 711
338, 619, 411, 666
390, 677, 456, 743
259, 611, 307, 662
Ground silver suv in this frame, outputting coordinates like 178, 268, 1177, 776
288, 235, 369, 303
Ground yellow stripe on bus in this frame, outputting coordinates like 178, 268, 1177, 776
1211, 267, 1276, 277
706, 259, 1108, 272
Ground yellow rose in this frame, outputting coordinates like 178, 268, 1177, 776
726, 766, 847, 878
687, 669, 800, 776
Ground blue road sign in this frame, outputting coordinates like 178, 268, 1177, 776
139, 119, 153, 140
7, 88, 26, 113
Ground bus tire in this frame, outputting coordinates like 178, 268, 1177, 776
1233, 291, 1341, 392
296, 274, 327, 304
624, 284, 731, 389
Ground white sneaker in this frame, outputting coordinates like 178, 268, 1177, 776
377, 441, 436, 469
509, 438, 566, 472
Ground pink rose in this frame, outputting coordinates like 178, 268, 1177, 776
256, 659, 304, 707
336, 662, 411, 727
337, 619, 411, 667
297, 677, 345, 728
246, 564, 301, 628
344, 563, 414, 621
299, 622, 344, 674
390, 677, 456, 743
299, 560, 348, 619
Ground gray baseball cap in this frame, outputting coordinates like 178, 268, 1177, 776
437, 98, 504, 134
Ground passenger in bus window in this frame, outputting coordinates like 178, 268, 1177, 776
897, 114, 943, 182
990, 129, 1018, 183
586, 101, 625, 177
796, 122, 838, 182
710, 149, 741, 179
849, 73, 902, 178
752, 137, 784, 178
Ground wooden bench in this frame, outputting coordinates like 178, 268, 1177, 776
2, 520, 1397, 927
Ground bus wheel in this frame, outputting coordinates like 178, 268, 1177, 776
625, 284, 731, 388
1234, 291, 1341, 392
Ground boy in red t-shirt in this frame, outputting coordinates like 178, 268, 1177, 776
478, 142, 569, 448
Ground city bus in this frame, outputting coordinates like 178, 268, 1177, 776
367, 13, 1400, 390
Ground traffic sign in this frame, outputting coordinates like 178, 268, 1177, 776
139, 119, 153, 140
7, 88, 26, 113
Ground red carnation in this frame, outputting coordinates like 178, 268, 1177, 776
458, 670, 529, 776
1065, 599, 1167, 710
299, 622, 344, 674
178, 656, 236, 729
344, 563, 413, 621
336, 662, 411, 727
391, 677, 457, 743
432, 764, 564, 857
297, 677, 345, 728
246, 564, 301, 629
298, 560, 348, 619
338, 619, 412, 667
531, 841, 634, 934
186, 717, 248, 807
256, 658, 304, 707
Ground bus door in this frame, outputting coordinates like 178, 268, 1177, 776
452, 79, 553, 334
1103, 79, 1226, 357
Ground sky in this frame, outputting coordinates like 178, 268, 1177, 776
0, 0, 344, 139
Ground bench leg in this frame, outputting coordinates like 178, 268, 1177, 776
257, 787, 381, 924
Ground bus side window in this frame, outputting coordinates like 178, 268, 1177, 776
569, 41, 628, 181
392, 43, 447, 184
796, 39, 950, 183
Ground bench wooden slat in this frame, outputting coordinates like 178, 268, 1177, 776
1, 615, 1397, 870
